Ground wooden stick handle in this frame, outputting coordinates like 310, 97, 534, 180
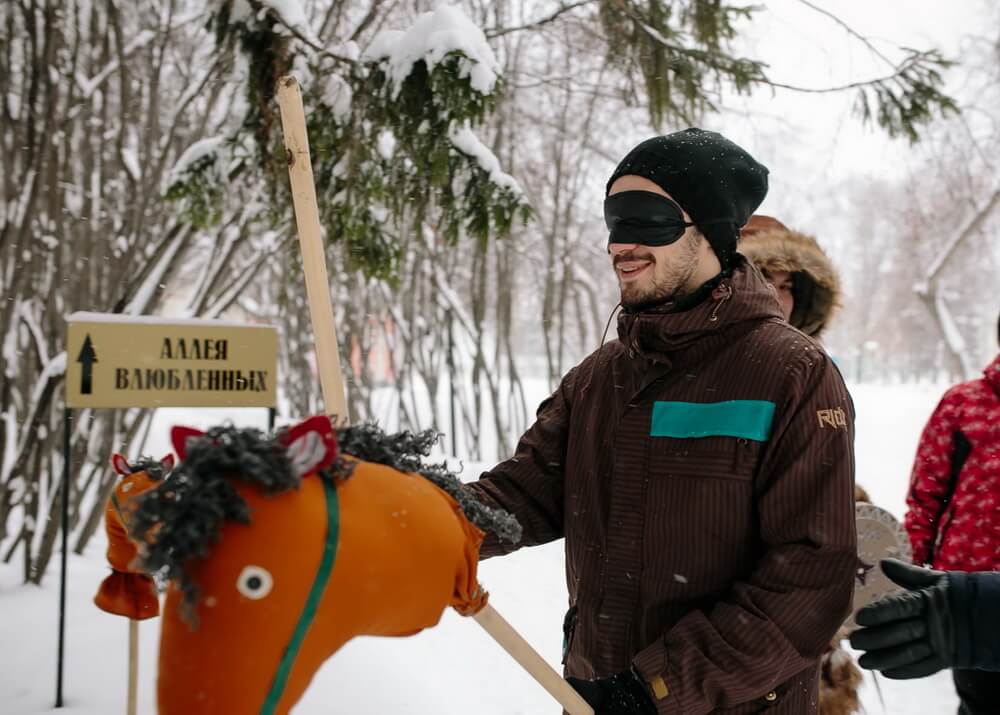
473, 604, 594, 715
127, 619, 138, 715
273, 74, 586, 715
275, 75, 350, 421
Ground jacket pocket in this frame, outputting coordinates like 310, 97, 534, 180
934, 504, 956, 562
648, 436, 760, 482
561, 604, 578, 665
642, 440, 757, 596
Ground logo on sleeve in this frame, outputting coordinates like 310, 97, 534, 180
817, 407, 848, 429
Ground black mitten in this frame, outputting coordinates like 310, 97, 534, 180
567, 669, 657, 715
849, 558, 956, 678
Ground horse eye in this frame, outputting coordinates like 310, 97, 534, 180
236, 565, 273, 599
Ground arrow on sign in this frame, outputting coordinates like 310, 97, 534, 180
77, 334, 97, 395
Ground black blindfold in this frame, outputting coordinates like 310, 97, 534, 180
604, 191, 696, 247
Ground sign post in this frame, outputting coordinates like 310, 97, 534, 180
61, 313, 279, 710
56, 409, 70, 707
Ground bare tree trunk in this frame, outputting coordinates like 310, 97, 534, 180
914, 188, 1000, 378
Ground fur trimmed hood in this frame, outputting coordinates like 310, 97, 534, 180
738, 221, 842, 339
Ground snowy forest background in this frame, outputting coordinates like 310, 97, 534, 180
1, 0, 999, 589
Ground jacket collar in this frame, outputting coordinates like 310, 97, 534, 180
616, 257, 784, 364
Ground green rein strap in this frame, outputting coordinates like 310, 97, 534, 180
260, 478, 340, 715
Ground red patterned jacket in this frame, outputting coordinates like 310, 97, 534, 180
905, 354, 1000, 570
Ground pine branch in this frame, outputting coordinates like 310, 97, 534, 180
795, 0, 895, 67
765, 51, 943, 94
486, 1, 597, 39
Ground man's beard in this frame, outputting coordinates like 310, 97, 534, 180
616, 237, 699, 311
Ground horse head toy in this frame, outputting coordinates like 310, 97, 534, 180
93, 452, 174, 620
127, 415, 520, 714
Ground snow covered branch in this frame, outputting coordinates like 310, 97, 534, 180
448, 124, 523, 197
363, 4, 502, 96
919, 188, 1000, 287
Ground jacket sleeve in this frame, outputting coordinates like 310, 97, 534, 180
950, 571, 1000, 671
463, 366, 577, 558
904, 388, 963, 566
632, 351, 857, 715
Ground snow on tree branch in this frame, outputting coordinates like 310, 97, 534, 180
18, 301, 50, 366
30, 353, 66, 416
319, 74, 353, 121
3, 351, 68, 490
932, 294, 975, 377
74, 30, 157, 99
196, 0, 529, 281
124, 229, 189, 315
233, 0, 319, 45
165, 137, 234, 227
257, 0, 309, 31
363, 5, 501, 97
921, 189, 1000, 285
166, 137, 227, 189
448, 123, 523, 196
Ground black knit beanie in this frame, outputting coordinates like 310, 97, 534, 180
606, 128, 769, 267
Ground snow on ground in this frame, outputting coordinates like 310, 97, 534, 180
0, 383, 962, 714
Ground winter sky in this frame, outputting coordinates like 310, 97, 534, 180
732, 0, 985, 185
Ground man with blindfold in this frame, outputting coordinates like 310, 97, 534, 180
465, 128, 857, 714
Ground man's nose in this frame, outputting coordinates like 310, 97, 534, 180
608, 242, 638, 256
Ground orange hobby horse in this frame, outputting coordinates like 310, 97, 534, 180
127, 416, 520, 714
93, 452, 174, 620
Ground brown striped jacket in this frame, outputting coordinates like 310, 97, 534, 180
466, 258, 857, 714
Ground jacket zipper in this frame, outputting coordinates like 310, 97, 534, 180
709, 283, 733, 322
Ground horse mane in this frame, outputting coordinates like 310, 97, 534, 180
333, 423, 522, 545
129, 425, 298, 621
130, 421, 521, 622
125, 456, 171, 480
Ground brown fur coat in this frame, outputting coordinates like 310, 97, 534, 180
738, 220, 842, 339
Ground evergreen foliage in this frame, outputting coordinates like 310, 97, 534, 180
600, 0, 764, 126
599, 1, 956, 139
165, 1, 957, 281
167, 1, 531, 282
854, 50, 958, 142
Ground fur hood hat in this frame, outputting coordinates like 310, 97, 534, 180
739, 215, 842, 339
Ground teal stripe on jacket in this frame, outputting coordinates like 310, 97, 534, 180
650, 400, 776, 441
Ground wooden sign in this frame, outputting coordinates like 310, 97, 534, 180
65, 313, 278, 408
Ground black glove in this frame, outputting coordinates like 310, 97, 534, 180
849, 558, 956, 679
566, 669, 657, 715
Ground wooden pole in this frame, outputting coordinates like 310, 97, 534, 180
274, 75, 592, 715
447, 309, 457, 456
127, 619, 138, 715
274, 76, 349, 421
473, 604, 594, 715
